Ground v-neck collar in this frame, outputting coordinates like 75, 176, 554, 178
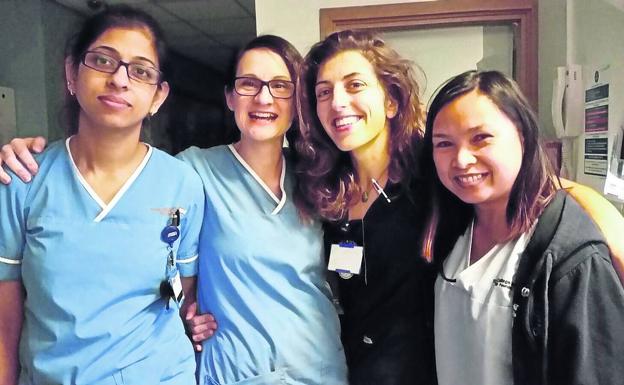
65, 136, 153, 222
227, 144, 287, 215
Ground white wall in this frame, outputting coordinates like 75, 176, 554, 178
383, 27, 484, 104
255, 0, 434, 55
571, 0, 624, 66
570, 0, 624, 194
538, 0, 567, 138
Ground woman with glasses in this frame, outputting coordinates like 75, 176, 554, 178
0, 6, 204, 384
177, 35, 347, 385
0, 32, 348, 384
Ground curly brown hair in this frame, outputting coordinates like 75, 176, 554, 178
294, 30, 425, 220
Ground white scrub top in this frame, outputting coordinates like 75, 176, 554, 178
0, 139, 205, 385
434, 222, 530, 385
178, 145, 347, 385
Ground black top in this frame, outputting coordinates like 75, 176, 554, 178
511, 191, 624, 385
323, 181, 437, 385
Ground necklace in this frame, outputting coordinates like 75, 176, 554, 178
360, 169, 389, 203
361, 184, 374, 202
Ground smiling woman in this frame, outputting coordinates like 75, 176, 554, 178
423, 70, 624, 385
0, 5, 204, 385
295, 30, 434, 385
0, 32, 349, 385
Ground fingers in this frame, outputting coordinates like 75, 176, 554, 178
1, 142, 30, 182
187, 313, 218, 344
182, 303, 217, 352
12, 138, 41, 176
0, 156, 11, 184
188, 314, 217, 336
184, 301, 197, 320
0, 139, 35, 183
31, 136, 47, 153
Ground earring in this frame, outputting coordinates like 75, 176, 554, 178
67, 81, 74, 96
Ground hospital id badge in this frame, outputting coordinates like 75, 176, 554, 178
328, 242, 363, 279
168, 270, 185, 306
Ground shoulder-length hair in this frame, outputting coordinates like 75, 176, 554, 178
294, 29, 425, 220
421, 70, 558, 263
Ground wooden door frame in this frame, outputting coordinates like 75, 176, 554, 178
319, 0, 538, 107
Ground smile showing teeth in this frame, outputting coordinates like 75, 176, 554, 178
249, 112, 277, 120
455, 173, 487, 186
334, 116, 361, 128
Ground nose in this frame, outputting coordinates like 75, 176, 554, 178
331, 85, 349, 110
255, 84, 274, 104
109, 63, 130, 89
453, 145, 477, 169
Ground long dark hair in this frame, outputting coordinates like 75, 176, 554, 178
64, 5, 168, 136
295, 30, 424, 220
421, 70, 558, 264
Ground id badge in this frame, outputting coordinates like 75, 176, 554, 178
168, 270, 185, 306
328, 242, 363, 279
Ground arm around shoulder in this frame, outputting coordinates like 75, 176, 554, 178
561, 179, 624, 283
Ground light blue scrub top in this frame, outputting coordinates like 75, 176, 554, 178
0, 139, 204, 385
178, 145, 347, 385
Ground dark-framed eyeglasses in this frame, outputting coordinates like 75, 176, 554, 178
81, 51, 163, 85
233, 77, 295, 99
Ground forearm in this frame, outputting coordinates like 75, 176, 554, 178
0, 281, 24, 385
179, 276, 196, 318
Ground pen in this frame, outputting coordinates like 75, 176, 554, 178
371, 178, 391, 203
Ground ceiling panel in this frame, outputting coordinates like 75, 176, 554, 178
157, 0, 250, 21
236, 0, 255, 15
194, 17, 256, 36
184, 46, 235, 71
212, 33, 256, 47
53, 0, 256, 71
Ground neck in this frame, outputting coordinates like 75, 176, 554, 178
350, 125, 391, 184
71, 122, 144, 173
233, 135, 284, 187
474, 202, 511, 244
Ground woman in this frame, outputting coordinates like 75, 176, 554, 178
295, 29, 435, 385
294, 30, 624, 385
177, 35, 347, 384
0, 6, 204, 384
4, 29, 624, 384
0, 34, 348, 384
423, 70, 624, 385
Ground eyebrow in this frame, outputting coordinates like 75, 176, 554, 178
315, 72, 363, 87
90, 45, 158, 67
237, 74, 292, 81
432, 125, 484, 138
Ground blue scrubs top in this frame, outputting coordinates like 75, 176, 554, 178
177, 145, 347, 385
0, 139, 204, 385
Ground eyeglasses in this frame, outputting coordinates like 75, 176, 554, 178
81, 51, 163, 85
234, 77, 295, 99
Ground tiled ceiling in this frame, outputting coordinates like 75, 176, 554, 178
54, 0, 257, 73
